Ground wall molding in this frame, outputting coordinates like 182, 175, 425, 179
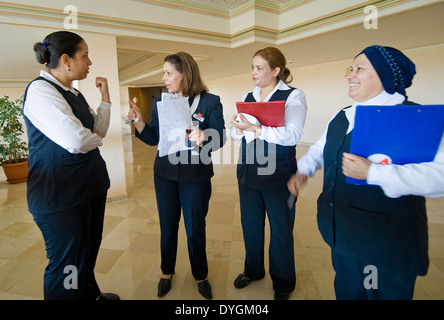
0, 0, 426, 48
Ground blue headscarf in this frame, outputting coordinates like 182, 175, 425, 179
358, 45, 416, 97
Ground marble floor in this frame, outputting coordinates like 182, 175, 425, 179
1, 135, 444, 300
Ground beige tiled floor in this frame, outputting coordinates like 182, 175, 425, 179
1, 134, 443, 300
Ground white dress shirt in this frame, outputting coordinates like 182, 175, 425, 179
24, 70, 111, 154
230, 80, 307, 146
297, 91, 444, 198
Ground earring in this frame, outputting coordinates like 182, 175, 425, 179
68, 68, 72, 77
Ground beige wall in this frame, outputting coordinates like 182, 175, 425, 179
208, 44, 444, 146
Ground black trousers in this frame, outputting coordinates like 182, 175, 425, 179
154, 174, 211, 281
32, 192, 107, 300
238, 183, 296, 293
332, 250, 417, 300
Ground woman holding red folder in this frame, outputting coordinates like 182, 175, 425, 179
288, 45, 444, 299
230, 47, 307, 299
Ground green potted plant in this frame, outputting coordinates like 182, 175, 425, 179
0, 95, 29, 184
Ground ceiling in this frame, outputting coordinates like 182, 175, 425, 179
1, 0, 444, 88
117, 0, 444, 86
152, 0, 293, 10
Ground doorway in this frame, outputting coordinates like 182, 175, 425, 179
128, 86, 164, 134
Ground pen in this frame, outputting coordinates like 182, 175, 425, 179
125, 118, 139, 125
188, 123, 199, 147
287, 194, 296, 209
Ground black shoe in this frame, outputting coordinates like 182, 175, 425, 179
158, 274, 173, 297
197, 279, 212, 300
97, 292, 120, 300
274, 290, 291, 300
234, 273, 251, 289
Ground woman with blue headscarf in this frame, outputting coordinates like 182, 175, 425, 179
288, 45, 444, 300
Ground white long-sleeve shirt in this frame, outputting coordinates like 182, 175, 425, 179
298, 91, 444, 198
230, 80, 307, 146
23, 70, 111, 154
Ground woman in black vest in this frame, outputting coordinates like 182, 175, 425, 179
288, 45, 444, 299
230, 47, 307, 299
23, 31, 118, 300
127, 52, 226, 299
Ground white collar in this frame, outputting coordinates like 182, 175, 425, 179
252, 80, 290, 102
351, 90, 405, 108
39, 70, 79, 96
345, 91, 406, 133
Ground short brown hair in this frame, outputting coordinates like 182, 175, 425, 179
164, 52, 208, 97
254, 47, 293, 84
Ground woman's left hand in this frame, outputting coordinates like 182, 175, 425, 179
96, 77, 110, 103
188, 125, 205, 147
342, 152, 371, 180
231, 114, 261, 135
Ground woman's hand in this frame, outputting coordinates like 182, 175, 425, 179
187, 125, 205, 148
96, 77, 110, 103
342, 152, 371, 180
287, 173, 308, 196
230, 115, 244, 135
93, 130, 103, 139
230, 114, 262, 136
127, 99, 146, 133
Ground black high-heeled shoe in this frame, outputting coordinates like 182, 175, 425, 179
233, 273, 251, 289
157, 273, 174, 297
197, 279, 212, 300
97, 292, 121, 300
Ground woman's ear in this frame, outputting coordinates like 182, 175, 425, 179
273, 67, 281, 78
60, 53, 71, 69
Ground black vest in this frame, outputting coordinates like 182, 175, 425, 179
318, 103, 428, 276
23, 77, 110, 214
237, 88, 297, 189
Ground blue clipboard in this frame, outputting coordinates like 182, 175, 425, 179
347, 104, 444, 185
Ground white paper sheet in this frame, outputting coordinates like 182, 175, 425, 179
157, 93, 193, 157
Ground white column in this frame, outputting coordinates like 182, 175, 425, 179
77, 33, 127, 201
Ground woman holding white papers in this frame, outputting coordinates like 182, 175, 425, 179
288, 45, 444, 299
230, 47, 307, 300
127, 52, 226, 299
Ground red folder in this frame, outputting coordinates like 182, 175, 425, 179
236, 100, 285, 127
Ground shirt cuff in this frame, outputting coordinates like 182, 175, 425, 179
366, 164, 402, 198
257, 125, 266, 140
366, 163, 380, 185
100, 101, 112, 108
229, 126, 244, 140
